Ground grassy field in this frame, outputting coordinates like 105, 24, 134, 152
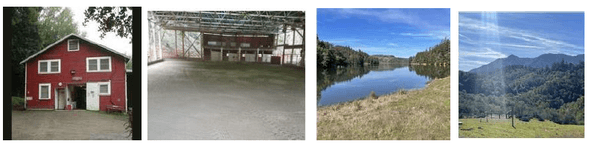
459, 118, 584, 138
317, 76, 450, 140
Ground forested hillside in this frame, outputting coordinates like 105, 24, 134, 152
317, 36, 379, 69
459, 60, 584, 125
372, 55, 409, 64
409, 38, 450, 65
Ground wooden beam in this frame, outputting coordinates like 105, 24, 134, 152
291, 29, 296, 65
182, 31, 185, 58
175, 30, 178, 57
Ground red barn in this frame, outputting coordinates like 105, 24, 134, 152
20, 34, 130, 112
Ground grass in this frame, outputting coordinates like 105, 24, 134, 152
459, 118, 584, 138
317, 76, 450, 140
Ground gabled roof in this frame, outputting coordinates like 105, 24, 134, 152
19, 34, 131, 64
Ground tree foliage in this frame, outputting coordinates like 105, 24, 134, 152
409, 38, 450, 65
459, 61, 584, 125
83, 7, 133, 42
317, 36, 378, 69
9, 7, 43, 97
38, 7, 81, 47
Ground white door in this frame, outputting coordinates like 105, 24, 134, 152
58, 89, 66, 110
86, 82, 100, 111
262, 54, 271, 62
211, 51, 221, 61
245, 54, 256, 62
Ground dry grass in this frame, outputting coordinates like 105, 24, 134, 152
317, 76, 450, 140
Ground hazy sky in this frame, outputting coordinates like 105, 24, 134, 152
459, 12, 584, 71
317, 8, 450, 58
70, 7, 132, 56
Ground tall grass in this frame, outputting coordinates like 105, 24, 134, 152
317, 76, 450, 140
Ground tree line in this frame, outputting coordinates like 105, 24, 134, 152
408, 38, 450, 65
459, 60, 584, 125
317, 36, 380, 69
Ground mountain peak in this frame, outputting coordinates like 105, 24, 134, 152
506, 54, 518, 58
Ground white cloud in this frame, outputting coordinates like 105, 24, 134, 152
460, 47, 507, 59
459, 15, 583, 52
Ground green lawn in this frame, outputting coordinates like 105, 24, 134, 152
317, 76, 450, 140
459, 118, 584, 138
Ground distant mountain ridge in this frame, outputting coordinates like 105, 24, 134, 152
469, 53, 584, 73
372, 54, 409, 64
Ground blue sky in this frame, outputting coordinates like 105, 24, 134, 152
459, 12, 584, 71
317, 8, 450, 58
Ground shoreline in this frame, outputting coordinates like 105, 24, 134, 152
317, 79, 434, 109
317, 76, 450, 140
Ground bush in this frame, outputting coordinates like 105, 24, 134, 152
12, 97, 25, 111
369, 91, 378, 99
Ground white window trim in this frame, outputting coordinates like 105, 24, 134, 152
38, 59, 61, 74
98, 81, 111, 96
86, 56, 112, 72
39, 83, 51, 100
67, 39, 79, 51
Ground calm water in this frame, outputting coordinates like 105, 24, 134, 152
317, 65, 449, 106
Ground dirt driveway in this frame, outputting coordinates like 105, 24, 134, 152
148, 59, 305, 140
12, 110, 130, 140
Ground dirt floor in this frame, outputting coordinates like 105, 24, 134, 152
147, 59, 305, 140
12, 110, 130, 140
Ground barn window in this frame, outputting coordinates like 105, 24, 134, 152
38, 59, 61, 74
68, 39, 79, 51
241, 43, 250, 47
39, 83, 51, 100
208, 41, 218, 46
87, 56, 111, 72
99, 82, 111, 95
230, 42, 236, 47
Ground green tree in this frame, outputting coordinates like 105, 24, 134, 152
9, 7, 43, 97
38, 7, 80, 47
83, 7, 133, 42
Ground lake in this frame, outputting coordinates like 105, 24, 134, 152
317, 64, 449, 106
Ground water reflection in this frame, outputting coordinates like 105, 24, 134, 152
317, 64, 449, 106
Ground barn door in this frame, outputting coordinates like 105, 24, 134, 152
211, 50, 221, 61
227, 53, 238, 62
57, 89, 66, 110
245, 54, 256, 62
86, 82, 100, 111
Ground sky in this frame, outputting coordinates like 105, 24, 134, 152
459, 12, 584, 71
317, 8, 450, 58
70, 7, 132, 56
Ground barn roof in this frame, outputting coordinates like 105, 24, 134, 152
19, 34, 131, 64
148, 11, 305, 35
